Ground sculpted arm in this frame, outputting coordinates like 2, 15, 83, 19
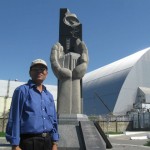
50, 42, 72, 114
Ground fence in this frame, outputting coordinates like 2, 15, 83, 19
1, 113, 150, 132
98, 115, 133, 133
0, 118, 8, 132
99, 120, 133, 133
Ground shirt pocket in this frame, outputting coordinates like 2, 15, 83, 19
45, 98, 55, 117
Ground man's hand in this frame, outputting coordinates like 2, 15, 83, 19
52, 143, 58, 150
12, 145, 22, 150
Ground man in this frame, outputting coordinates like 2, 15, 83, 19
6, 59, 59, 150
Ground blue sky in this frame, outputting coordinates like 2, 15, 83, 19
0, 0, 150, 85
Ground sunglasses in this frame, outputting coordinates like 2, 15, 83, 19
31, 67, 47, 72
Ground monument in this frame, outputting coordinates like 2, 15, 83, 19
50, 8, 112, 150
50, 8, 88, 114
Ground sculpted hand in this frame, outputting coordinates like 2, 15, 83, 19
50, 42, 72, 80
72, 39, 88, 79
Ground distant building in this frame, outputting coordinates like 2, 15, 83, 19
83, 47, 150, 116
0, 80, 57, 117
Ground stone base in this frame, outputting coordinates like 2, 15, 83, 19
57, 114, 109, 150
58, 114, 89, 125
58, 124, 84, 150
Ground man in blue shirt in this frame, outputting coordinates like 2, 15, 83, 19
6, 59, 59, 150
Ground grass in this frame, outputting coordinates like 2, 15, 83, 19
144, 140, 150, 147
0, 132, 5, 137
106, 131, 123, 134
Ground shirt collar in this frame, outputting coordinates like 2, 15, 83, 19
27, 80, 48, 93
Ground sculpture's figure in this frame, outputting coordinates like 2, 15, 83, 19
59, 8, 82, 54
50, 39, 88, 114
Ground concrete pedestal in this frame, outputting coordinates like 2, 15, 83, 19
57, 114, 108, 150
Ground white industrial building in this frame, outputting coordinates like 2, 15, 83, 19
83, 47, 150, 116
0, 80, 57, 118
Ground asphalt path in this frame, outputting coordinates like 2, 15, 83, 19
107, 131, 150, 150
0, 132, 150, 150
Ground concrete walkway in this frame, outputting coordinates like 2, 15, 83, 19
0, 131, 150, 150
0, 137, 11, 150
107, 131, 150, 150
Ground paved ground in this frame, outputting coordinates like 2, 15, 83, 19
0, 131, 150, 150
107, 131, 150, 150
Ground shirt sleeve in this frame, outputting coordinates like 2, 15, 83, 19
5, 88, 24, 145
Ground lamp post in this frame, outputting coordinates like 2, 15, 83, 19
2, 79, 10, 132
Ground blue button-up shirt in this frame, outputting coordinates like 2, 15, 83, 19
6, 80, 59, 145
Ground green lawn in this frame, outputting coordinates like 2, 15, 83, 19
107, 131, 123, 134
144, 140, 150, 147
0, 132, 5, 137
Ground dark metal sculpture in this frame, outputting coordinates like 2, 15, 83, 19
59, 8, 82, 53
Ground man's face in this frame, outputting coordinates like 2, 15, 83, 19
29, 64, 48, 84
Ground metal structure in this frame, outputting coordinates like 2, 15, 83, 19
83, 47, 150, 115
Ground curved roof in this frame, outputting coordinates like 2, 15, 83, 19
83, 47, 150, 115
114, 47, 150, 114
83, 47, 150, 83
